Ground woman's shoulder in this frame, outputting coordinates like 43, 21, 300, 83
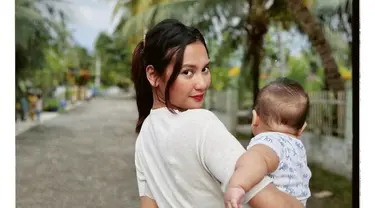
175, 109, 222, 129
180, 109, 218, 120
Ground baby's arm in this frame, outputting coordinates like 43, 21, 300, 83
224, 135, 285, 207
228, 143, 280, 192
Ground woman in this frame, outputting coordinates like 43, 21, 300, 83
131, 19, 303, 208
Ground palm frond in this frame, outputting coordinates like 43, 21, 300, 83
117, 0, 198, 38
111, 0, 130, 21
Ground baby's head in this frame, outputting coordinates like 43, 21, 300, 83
251, 78, 309, 137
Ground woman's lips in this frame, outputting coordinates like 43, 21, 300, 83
190, 94, 204, 102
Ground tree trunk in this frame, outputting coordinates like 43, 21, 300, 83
249, 31, 264, 105
246, 0, 269, 105
287, 0, 345, 92
238, 46, 251, 107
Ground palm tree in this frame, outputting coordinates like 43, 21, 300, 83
287, 0, 345, 91
16, 0, 73, 102
313, 0, 352, 68
15, 0, 68, 81
112, 0, 199, 40
111, 0, 345, 102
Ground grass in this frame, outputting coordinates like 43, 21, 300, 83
308, 163, 352, 208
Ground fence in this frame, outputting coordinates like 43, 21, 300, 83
205, 89, 350, 139
204, 89, 238, 133
307, 91, 347, 138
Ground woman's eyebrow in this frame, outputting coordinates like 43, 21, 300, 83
181, 64, 197, 68
182, 61, 210, 68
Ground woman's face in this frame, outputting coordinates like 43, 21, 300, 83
160, 41, 211, 110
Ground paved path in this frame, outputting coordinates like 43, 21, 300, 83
16, 101, 85, 136
16, 97, 140, 208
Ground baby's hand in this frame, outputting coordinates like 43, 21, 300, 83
224, 187, 246, 208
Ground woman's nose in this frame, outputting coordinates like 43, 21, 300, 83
194, 74, 209, 91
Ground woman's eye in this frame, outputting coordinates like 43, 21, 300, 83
202, 67, 210, 73
182, 70, 193, 76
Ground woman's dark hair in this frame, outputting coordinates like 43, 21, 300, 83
131, 19, 209, 133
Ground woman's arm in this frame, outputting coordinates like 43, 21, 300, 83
135, 149, 157, 207
248, 184, 303, 208
140, 196, 158, 208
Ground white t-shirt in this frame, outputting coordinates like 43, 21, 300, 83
247, 132, 312, 206
135, 108, 272, 208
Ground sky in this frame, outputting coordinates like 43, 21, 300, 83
62, 0, 119, 52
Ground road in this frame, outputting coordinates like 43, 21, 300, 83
16, 97, 140, 208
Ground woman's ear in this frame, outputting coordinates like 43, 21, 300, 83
146, 65, 159, 87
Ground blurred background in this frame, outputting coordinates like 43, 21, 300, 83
15, 0, 353, 207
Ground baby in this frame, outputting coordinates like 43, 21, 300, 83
224, 78, 312, 208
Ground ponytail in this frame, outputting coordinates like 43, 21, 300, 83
131, 40, 153, 133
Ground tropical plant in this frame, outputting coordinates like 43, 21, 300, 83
15, 0, 71, 97
111, 0, 346, 106
94, 32, 132, 87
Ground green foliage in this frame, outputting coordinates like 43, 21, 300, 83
15, 0, 68, 78
43, 97, 60, 111
305, 77, 324, 91
210, 67, 231, 91
65, 88, 72, 101
284, 56, 326, 91
286, 56, 309, 85
15, 0, 78, 99
94, 32, 132, 87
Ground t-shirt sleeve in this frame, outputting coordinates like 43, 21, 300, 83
135, 151, 154, 199
198, 114, 273, 203
247, 134, 284, 160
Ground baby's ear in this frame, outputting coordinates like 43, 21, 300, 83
251, 110, 260, 126
297, 122, 307, 137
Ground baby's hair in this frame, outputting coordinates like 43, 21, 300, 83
254, 77, 309, 131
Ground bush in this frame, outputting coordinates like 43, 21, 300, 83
43, 97, 59, 112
